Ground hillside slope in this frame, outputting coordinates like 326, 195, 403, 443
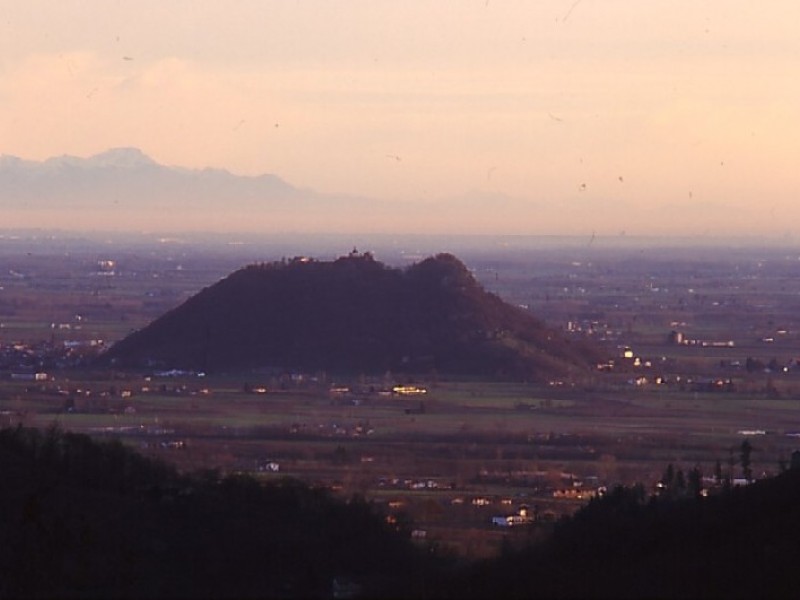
103, 252, 604, 379
0, 426, 431, 598
454, 470, 800, 598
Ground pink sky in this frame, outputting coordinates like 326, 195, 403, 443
1, 1, 799, 236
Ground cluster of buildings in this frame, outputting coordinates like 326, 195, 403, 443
0, 337, 106, 380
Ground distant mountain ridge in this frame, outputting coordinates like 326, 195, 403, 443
0, 147, 301, 210
0, 147, 550, 234
46, 147, 157, 169
103, 252, 605, 379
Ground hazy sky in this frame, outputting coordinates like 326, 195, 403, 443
2, 1, 800, 236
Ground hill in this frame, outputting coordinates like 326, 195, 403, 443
452, 468, 800, 598
102, 252, 604, 379
0, 426, 432, 598
6, 424, 800, 598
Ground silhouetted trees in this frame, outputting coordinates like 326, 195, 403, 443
687, 465, 703, 498
454, 463, 800, 599
740, 438, 753, 482
0, 425, 436, 598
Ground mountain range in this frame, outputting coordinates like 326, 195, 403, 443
1, 147, 303, 210
1, 147, 538, 234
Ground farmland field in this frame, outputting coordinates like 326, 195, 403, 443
2, 232, 800, 556
5, 369, 800, 557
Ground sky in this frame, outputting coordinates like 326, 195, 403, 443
2, 1, 800, 237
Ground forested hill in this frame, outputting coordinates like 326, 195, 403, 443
3, 425, 800, 597
453, 467, 800, 598
0, 426, 434, 598
103, 252, 605, 379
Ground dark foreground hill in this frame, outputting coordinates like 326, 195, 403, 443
452, 469, 800, 599
5, 425, 800, 598
103, 252, 604, 378
0, 426, 434, 598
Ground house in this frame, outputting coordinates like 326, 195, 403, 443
491, 506, 533, 527
10, 370, 48, 381
393, 385, 427, 396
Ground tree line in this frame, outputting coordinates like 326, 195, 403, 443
0, 425, 437, 598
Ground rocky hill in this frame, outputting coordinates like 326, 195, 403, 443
103, 252, 605, 379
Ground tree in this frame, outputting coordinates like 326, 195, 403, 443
661, 463, 675, 489
740, 439, 753, 482
778, 454, 788, 473
745, 357, 764, 373
791, 450, 800, 471
674, 469, 686, 497
726, 448, 736, 489
687, 466, 703, 499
